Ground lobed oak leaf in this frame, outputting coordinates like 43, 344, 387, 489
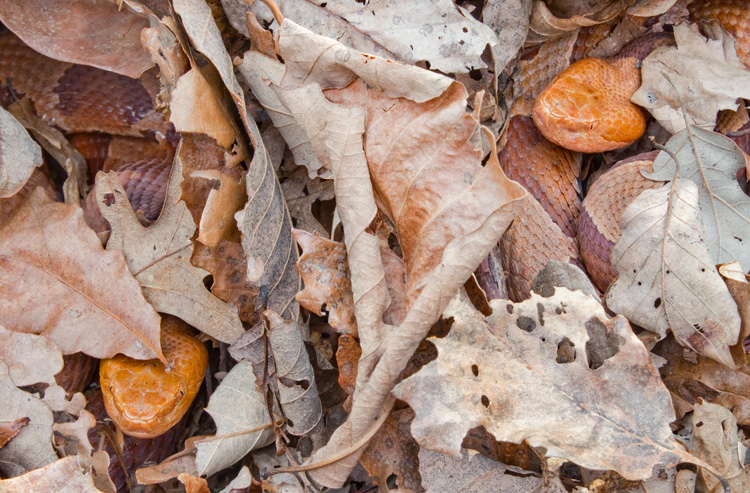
393, 290, 702, 481
96, 145, 244, 345
292, 230, 357, 336
605, 180, 741, 366
0, 455, 104, 492
0, 189, 163, 362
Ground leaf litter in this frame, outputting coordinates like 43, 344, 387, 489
0, 0, 750, 491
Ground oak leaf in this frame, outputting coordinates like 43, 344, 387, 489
0, 189, 163, 361
95, 147, 244, 345
0, 455, 103, 492
0, 106, 42, 199
393, 290, 702, 480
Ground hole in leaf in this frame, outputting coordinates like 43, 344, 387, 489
585, 317, 624, 370
556, 337, 576, 364
516, 316, 536, 332
103, 193, 115, 207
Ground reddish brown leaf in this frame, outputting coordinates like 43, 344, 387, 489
0, 418, 29, 449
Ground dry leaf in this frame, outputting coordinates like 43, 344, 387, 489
96, 147, 244, 345
606, 179, 741, 366
359, 408, 422, 492
633, 23, 750, 133
238, 0, 497, 73
0, 106, 42, 198
483, 0, 533, 82
293, 230, 357, 336
191, 240, 260, 324
191, 169, 246, 247
0, 0, 153, 78
0, 418, 29, 449
656, 336, 750, 427
265, 310, 322, 435
0, 360, 56, 477
178, 473, 210, 493
690, 401, 750, 492
0, 455, 103, 492
526, 0, 625, 45
643, 127, 750, 272
171, 68, 239, 150
219, 466, 253, 492
720, 261, 750, 366
282, 167, 335, 238
135, 436, 202, 485
0, 327, 85, 415
419, 448, 545, 492
195, 361, 277, 476
393, 290, 702, 480
0, 189, 163, 361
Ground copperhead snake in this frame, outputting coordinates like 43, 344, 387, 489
1, 0, 749, 443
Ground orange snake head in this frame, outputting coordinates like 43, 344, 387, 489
99, 316, 208, 438
532, 56, 646, 153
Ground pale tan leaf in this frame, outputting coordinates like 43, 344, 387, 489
0, 361, 56, 477
393, 290, 702, 480
236, 0, 496, 74
419, 448, 546, 492
0, 456, 104, 492
720, 261, 750, 366
483, 0, 533, 81
0, 189, 163, 361
0, 0, 153, 78
292, 230, 357, 336
195, 361, 276, 477
219, 466, 252, 493
0, 327, 85, 415
691, 401, 750, 492
606, 180, 741, 366
643, 127, 750, 272
265, 310, 322, 435
633, 24, 750, 133
171, 68, 239, 150
135, 436, 201, 485
96, 146, 244, 345
0, 106, 42, 199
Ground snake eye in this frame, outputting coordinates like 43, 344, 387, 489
109, 386, 114, 392
179, 390, 184, 396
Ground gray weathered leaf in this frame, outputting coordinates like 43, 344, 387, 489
0, 106, 42, 199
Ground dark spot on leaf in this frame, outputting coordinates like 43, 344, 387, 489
506, 304, 514, 314
481, 395, 490, 408
471, 364, 479, 377
537, 303, 545, 326
556, 337, 576, 364
516, 316, 536, 332
654, 297, 661, 308
103, 193, 115, 206
585, 317, 624, 370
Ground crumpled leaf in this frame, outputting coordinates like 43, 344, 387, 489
0, 189, 163, 361
0, 455, 103, 492
265, 310, 322, 435
606, 179, 741, 366
0, 360, 56, 478
292, 230, 357, 336
191, 169, 246, 247
96, 145, 244, 345
643, 127, 750, 273
484, 0, 533, 85
419, 448, 546, 492
633, 23, 750, 134
0, 0, 153, 78
282, 167, 335, 237
525, 0, 626, 45
0, 106, 43, 199
234, 0, 497, 74
195, 361, 277, 477
393, 290, 702, 480
690, 401, 750, 492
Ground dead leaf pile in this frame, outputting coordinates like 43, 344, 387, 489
1, 0, 750, 491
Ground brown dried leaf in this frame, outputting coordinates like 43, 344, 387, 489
135, 436, 201, 485
171, 68, 239, 150
178, 473, 210, 493
0, 456, 104, 492
0, 361, 56, 477
0, 189, 163, 361
359, 408, 422, 492
336, 335, 361, 398
191, 169, 246, 247
0, 418, 28, 449
606, 180, 741, 366
655, 336, 750, 426
195, 361, 277, 477
526, 0, 626, 45
265, 310, 322, 435
0, 0, 153, 78
633, 24, 750, 133
0, 106, 42, 199
96, 147, 244, 344
191, 240, 260, 325
282, 167, 335, 238
720, 261, 750, 366
293, 230, 357, 336
393, 290, 702, 480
